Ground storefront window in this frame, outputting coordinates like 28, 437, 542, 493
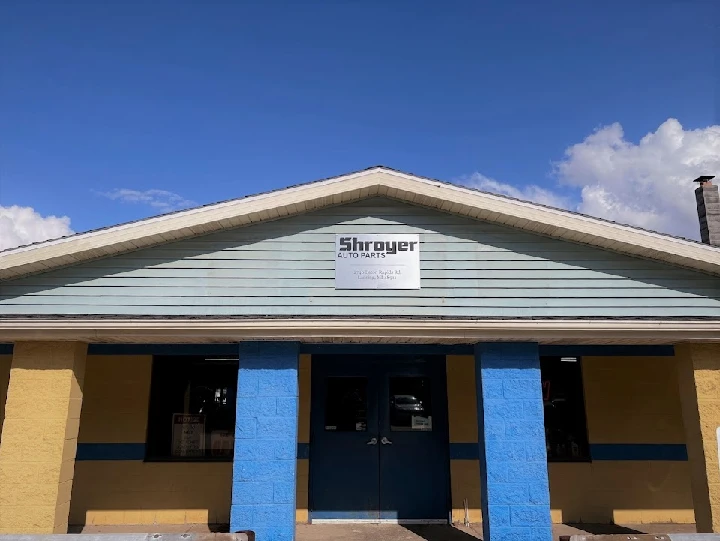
540, 356, 590, 462
146, 356, 238, 461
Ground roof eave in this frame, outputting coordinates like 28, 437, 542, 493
1, 167, 719, 280
0, 317, 718, 344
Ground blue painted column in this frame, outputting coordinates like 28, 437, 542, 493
231, 341, 300, 541
475, 343, 552, 541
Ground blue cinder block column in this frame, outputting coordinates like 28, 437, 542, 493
231, 341, 300, 541
475, 343, 552, 541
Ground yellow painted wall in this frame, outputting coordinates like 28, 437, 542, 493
71, 355, 232, 526
69, 352, 691, 526
71, 462, 232, 526
0, 355, 11, 439
77, 356, 152, 443
444, 354, 693, 525
71, 353, 312, 527
296, 459, 309, 524
549, 461, 693, 524
446, 355, 482, 524
582, 356, 686, 445
551, 355, 693, 524
296, 354, 311, 524
449, 460, 482, 524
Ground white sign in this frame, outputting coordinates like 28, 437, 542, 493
335, 234, 420, 289
171, 414, 205, 457
411, 415, 433, 431
210, 429, 234, 457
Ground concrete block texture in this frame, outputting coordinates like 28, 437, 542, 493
0, 341, 87, 534
677, 343, 720, 533
0, 355, 13, 435
476, 342, 552, 541
231, 342, 300, 541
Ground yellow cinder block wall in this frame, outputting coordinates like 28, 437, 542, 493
0, 355, 11, 438
445, 354, 693, 525
674, 344, 720, 533
551, 355, 693, 525
0, 342, 87, 534
70, 355, 232, 526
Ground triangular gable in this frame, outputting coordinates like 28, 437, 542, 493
2, 197, 719, 321
2, 166, 720, 280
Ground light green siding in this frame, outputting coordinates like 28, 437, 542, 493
1, 198, 719, 318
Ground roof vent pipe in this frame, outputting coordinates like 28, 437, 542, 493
693, 175, 720, 246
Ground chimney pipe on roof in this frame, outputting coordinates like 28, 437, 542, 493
693, 175, 720, 246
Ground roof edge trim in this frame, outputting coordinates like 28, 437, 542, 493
0, 317, 718, 344
1, 166, 719, 280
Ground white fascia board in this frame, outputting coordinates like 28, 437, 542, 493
382, 170, 720, 274
0, 171, 379, 279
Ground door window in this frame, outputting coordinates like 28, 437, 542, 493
324, 377, 368, 432
389, 376, 433, 431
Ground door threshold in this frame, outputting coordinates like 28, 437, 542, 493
310, 519, 448, 525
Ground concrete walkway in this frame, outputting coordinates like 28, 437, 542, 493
296, 523, 697, 540
73, 522, 698, 540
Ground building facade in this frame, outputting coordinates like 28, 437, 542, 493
0, 167, 719, 541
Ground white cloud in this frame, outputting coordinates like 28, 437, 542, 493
461, 172, 571, 209
99, 189, 196, 212
0, 206, 73, 250
461, 118, 720, 240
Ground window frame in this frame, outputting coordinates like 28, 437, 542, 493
144, 355, 239, 463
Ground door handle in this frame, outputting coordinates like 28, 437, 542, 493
381, 436, 393, 445
366, 437, 378, 445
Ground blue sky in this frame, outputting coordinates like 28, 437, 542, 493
1, 0, 718, 245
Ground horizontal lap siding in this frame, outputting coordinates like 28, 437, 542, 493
1, 198, 719, 318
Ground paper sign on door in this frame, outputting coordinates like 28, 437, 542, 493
411, 416, 432, 431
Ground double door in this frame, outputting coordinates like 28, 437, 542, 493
309, 355, 450, 522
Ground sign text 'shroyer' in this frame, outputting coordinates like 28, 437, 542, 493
335, 234, 421, 290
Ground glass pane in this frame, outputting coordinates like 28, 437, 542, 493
541, 356, 590, 461
146, 357, 238, 461
170, 361, 237, 459
325, 377, 368, 432
389, 377, 433, 431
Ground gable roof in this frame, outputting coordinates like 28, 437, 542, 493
1, 165, 720, 281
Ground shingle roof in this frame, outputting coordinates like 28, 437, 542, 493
1, 165, 719, 280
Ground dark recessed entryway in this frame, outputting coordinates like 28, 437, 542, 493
309, 355, 450, 522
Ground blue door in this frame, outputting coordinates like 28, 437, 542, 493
310, 355, 450, 522
309, 358, 380, 520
